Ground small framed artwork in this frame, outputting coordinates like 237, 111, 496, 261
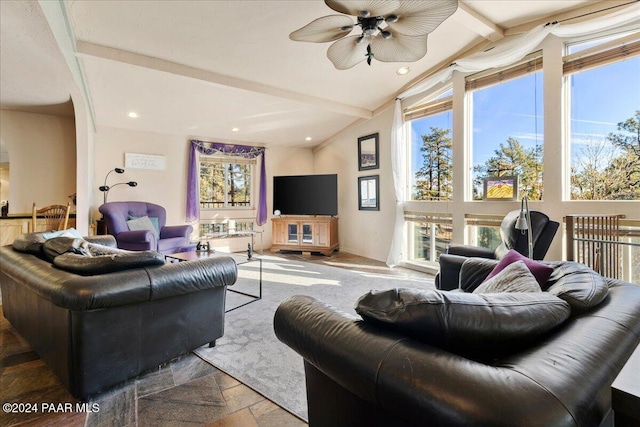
482, 175, 519, 201
358, 133, 379, 171
358, 175, 379, 211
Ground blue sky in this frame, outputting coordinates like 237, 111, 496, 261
569, 56, 640, 143
409, 55, 640, 189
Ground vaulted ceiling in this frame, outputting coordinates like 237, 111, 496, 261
1, 0, 617, 149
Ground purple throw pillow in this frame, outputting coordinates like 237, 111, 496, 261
484, 249, 553, 287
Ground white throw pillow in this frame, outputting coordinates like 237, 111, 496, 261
126, 216, 159, 239
473, 260, 542, 294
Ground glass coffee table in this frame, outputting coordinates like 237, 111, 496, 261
165, 250, 262, 312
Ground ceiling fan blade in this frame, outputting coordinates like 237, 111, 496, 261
370, 33, 428, 63
327, 35, 370, 70
289, 15, 355, 42
325, 0, 399, 18
386, 0, 459, 36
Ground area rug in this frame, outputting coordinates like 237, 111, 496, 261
194, 254, 435, 421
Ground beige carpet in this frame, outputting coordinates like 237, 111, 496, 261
195, 253, 435, 421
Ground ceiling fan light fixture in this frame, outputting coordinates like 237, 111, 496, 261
295, 0, 459, 69
359, 16, 383, 36
385, 14, 398, 23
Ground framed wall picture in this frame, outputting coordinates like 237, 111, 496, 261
358, 133, 379, 171
358, 175, 379, 211
482, 175, 519, 201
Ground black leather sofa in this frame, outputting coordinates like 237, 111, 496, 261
275, 260, 640, 426
0, 234, 237, 399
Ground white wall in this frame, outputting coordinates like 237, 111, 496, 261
0, 110, 77, 213
93, 126, 314, 249
314, 108, 395, 262
94, 126, 189, 225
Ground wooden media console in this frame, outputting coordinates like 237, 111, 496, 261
271, 216, 338, 256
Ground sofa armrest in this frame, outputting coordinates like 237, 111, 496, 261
160, 224, 193, 239
447, 244, 496, 258
114, 230, 155, 252
83, 235, 117, 247
145, 256, 237, 301
116, 230, 155, 243
274, 295, 571, 425
274, 295, 402, 405
437, 253, 468, 290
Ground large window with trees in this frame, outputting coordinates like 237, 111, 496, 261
406, 89, 453, 201
199, 158, 253, 209
565, 35, 640, 200
467, 54, 543, 200
404, 90, 453, 266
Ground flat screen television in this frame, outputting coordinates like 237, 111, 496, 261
273, 174, 338, 216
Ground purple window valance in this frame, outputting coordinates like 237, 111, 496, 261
187, 140, 267, 225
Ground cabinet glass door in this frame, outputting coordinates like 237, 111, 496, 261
302, 223, 313, 244
287, 223, 299, 243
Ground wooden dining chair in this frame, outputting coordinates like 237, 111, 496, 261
30, 202, 71, 233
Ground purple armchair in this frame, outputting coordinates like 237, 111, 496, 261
99, 201, 193, 254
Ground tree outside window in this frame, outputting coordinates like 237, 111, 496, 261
568, 54, 640, 200
408, 95, 453, 201
414, 127, 453, 201
199, 160, 252, 209
470, 70, 544, 200
406, 93, 453, 265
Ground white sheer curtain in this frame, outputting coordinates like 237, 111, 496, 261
385, 3, 640, 267
386, 99, 406, 267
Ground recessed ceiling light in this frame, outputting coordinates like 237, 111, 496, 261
127, 112, 139, 118
232, 127, 239, 132
305, 137, 312, 141
396, 66, 411, 75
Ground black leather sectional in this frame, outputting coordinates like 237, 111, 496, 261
275, 260, 640, 426
0, 234, 237, 398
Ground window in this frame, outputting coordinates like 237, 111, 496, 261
565, 35, 640, 200
405, 212, 452, 265
467, 54, 543, 200
466, 215, 502, 250
199, 219, 254, 237
199, 158, 253, 209
405, 89, 453, 201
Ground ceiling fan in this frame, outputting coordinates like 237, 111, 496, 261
290, 0, 459, 70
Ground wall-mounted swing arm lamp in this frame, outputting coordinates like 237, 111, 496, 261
99, 168, 138, 205
515, 196, 533, 259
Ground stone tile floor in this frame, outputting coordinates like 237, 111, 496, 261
0, 304, 306, 427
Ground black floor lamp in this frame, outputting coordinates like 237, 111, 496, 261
99, 168, 137, 205
515, 196, 533, 258
96, 168, 137, 235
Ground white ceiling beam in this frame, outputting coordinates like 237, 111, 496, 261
75, 41, 373, 120
39, 0, 96, 130
453, 2, 504, 42
504, 0, 634, 36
